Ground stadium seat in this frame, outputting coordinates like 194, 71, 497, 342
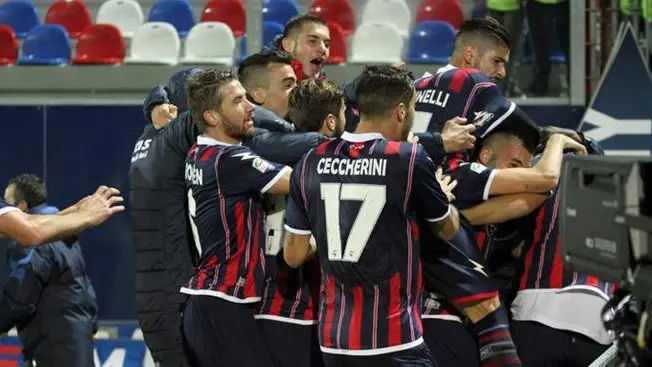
126, 22, 180, 65
0, 0, 40, 38
44, 0, 92, 39
18, 24, 70, 65
263, 21, 284, 47
181, 22, 235, 65
96, 0, 144, 38
262, 0, 299, 26
0, 25, 18, 65
416, 0, 464, 30
148, 0, 195, 38
361, 0, 411, 38
408, 21, 455, 64
309, 0, 355, 37
326, 22, 346, 64
238, 34, 247, 63
201, 0, 246, 38
349, 22, 403, 64
73, 24, 125, 65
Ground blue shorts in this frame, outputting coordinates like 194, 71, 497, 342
256, 318, 324, 367
322, 342, 436, 367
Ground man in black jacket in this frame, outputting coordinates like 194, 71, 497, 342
0, 174, 98, 367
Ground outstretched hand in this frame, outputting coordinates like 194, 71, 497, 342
76, 186, 125, 228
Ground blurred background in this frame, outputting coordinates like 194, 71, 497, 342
0, 0, 650, 365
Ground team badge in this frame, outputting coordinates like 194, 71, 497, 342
252, 157, 271, 173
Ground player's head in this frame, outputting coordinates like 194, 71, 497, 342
452, 17, 510, 80
280, 14, 330, 79
288, 79, 345, 137
355, 65, 415, 141
476, 129, 537, 169
167, 67, 202, 112
187, 69, 255, 142
4, 174, 46, 212
238, 51, 297, 118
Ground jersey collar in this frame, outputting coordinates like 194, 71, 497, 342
341, 131, 385, 142
197, 135, 242, 146
437, 64, 457, 74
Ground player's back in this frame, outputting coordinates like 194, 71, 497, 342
413, 66, 515, 138
298, 132, 431, 354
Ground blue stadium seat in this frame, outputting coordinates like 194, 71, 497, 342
18, 24, 70, 65
0, 0, 39, 38
408, 21, 456, 64
238, 34, 247, 64
148, 0, 195, 38
263, 21, 284, 47
262, 0, 299, 26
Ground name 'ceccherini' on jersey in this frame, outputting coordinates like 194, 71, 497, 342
181, 135, 290, 304
284, 132, 452, 356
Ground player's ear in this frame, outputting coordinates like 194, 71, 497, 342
324, 114, 335, 133
17, 201, 29, 213
463, 45, 477, 67
202, 109, 220, 128
250, 87, 267, 105
281, 37, 296, 55
478, 147, 492, 165
396, 102, 407, 123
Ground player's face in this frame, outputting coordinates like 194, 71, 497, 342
476, 45, 510, 80
287, 22, 330, 79
480, 139, 532, 169
264, 63, 297, 118
218, 80, 255, 140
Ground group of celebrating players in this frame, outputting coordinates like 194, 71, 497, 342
0, 12, 606, 367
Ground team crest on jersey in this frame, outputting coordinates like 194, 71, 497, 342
473, 110, 494, 127
252, 157, 271, 173
470, 162, 487, 173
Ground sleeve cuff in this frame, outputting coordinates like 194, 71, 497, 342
482, 169, 499, 201
261, 166, 291, 194
424, 204, 452, 223
284, 224, 312, 235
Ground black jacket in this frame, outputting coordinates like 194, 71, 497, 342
0, 204, 97, 367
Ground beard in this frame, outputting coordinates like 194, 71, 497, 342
223, 115, 255, 141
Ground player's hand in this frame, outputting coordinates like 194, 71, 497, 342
435, 167, 457, 202
407, 131, 419, 144
441, 117, 476, 153
554, 134, 588, 156
541, 126, 583, 144
76, 186, 125, 228
151, 103, 178, 128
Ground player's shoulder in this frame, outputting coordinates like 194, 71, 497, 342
443, 67, 494, 87
454, 161, 490, 175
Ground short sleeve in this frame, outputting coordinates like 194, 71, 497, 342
411, 146, 452, 222
0, 199, 18, 216
284, 156, 312, 235
467, 83, 516, 139
449, 162, 498, 210
218, 145, 291, 195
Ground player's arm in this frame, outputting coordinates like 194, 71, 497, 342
245, 130, 325, 166
222, 146, 292, 196
282, 158, 314, 268
0, 186, 124, 246
488, 134, 587, 195
462, 193, 547, 226
412, 147, 460, 240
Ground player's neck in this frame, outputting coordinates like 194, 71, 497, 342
449, 54, 466, 69
354, 119, 397, 141
202, 129, 241, 145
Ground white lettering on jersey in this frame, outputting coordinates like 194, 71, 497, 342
415, 89, 450, 108
316, 158, 387, 176
232, 152, 258, 161
131, 138, 152, 163
185, 163, 203, 186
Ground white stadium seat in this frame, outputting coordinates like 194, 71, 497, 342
361, 0, 411, 38
181, 22, 236, 66
96, 0, 144, 38
349, 21, 404, 64
126, 22, 180, 65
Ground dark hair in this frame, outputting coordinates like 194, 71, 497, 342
282, 14, 327, 39
187, 69, 238, 133
355, 65, 414, 119
481, 127, 538, 156
289, 79, 343, 132
238, 50, 294, 90
455, 17, 510, 50
8, 174, 46, 209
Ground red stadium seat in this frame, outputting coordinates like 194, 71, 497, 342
326, 22, 346, 64
416, 0, 464, 30
45, 0, 92, 38
0, 24, 18, 65
201, 0, 246, 37
73, 24, 125, 64
309, 0, 355, 37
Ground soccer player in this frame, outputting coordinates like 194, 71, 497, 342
181, 69, 291, 367
282, 65, 459, 366
1, 174, 98, 367
264, 14, 330, 80
0, 185, 123, 247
